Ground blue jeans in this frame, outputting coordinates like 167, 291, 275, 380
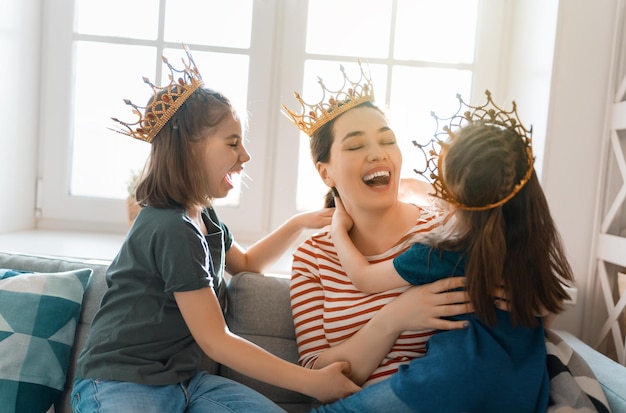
71, 371, 285, 413
311, 377, 414, 413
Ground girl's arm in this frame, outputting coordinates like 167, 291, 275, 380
226, 208, 333, 275
330, 196, 409, 293
300, 277, 472, 384
291, 259, 470, 385
175, 287, 360, 403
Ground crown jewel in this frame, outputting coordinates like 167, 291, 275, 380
282, 61, 374, 137
110, 45, 204, 143
414, 90, 534, 211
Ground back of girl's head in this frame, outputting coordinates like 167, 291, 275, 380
135, 87, 236, 209
443, 123, 527, 210
442, 123, 573, 326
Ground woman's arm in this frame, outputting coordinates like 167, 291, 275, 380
226, 208, 333, 275
291, 259, 471, 385
330, 196, 409, 293
306, 278, 472, 384
383, 279, 473, 331
175, 287, 360, 403
291, 264, 401, 385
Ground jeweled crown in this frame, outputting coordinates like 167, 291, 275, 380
111, 45, 204, 143
414, 90, 534, 211
282, 61, 374, 137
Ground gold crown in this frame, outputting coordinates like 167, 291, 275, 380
414, 90, 534, 211
282, 61, 374, 137
110, 45, 204, 143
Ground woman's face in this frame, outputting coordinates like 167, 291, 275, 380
201, 114, 251, 199
317, 106, 402, 212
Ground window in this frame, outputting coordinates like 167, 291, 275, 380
40, 0, 506, 241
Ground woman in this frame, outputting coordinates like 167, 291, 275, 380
284, 63, 472, 387
284, 66, 605, 413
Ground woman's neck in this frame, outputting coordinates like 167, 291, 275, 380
347, 201, 420, 256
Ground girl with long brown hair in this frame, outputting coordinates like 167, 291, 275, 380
322, 92, 575, 412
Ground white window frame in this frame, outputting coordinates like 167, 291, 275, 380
38, 0, 508, 243
268, 0, 508, 231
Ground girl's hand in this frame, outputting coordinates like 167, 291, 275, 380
309, 361, 361, 403
292, 208, 334, 230
330, 192, 354, 234
381, 277, 473, 332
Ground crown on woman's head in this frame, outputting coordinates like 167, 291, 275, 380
110, 45, 204, 143
282, 61, 374, 137
414, 90, 534, 211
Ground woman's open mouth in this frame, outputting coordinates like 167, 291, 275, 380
362, 170, 391, 187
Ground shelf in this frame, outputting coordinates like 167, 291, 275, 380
0, 229, 125, 263
0, 229, 292, 277
597, 234, 626, 267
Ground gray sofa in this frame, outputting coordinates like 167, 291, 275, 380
1, 251, 625, 413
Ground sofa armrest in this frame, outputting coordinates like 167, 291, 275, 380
555, 330, 626, 412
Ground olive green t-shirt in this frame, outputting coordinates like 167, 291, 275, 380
75, 206, 232, 385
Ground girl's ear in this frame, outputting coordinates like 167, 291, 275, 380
316, 161, 335, 188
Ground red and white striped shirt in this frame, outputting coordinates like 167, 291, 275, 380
290, 208, 450, 386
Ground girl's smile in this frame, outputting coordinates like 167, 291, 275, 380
202, 114, 250, 199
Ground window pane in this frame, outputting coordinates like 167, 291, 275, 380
75, 0, 159, 39
161, 48, 249, 118
388, 66, 472, 178
306, 0, 392, 58
296, 137, 327, 210
295, 60, 388, 210
164, 0, 253, 48
70, 43, 250, 206
394, 0, 478, 63
71, 42, 155, 199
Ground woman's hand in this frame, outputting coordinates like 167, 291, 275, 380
380, 277, 473, 332
492, 285, 509, 311
492, 286, 554, 325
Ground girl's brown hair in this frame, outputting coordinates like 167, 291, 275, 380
135, 87, 236, 209
437, 123, 574, 326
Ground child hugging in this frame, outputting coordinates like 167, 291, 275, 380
323, 90, 575, 413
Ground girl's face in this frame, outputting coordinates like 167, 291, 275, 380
317, 106, 402, 212
201, 114, 250, 199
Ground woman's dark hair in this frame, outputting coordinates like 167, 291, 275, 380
436, 123, 574, 326
309, 101, 386, 208
135, 87, 235, 209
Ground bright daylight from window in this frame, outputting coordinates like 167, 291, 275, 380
67, 0, 478, 214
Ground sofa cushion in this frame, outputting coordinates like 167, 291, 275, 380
0, 268, 92, 413
223, 272, 319, 413
557, 330, 626, 413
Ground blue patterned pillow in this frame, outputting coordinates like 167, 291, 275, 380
0, 268, 92, 413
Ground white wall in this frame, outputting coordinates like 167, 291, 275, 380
0, 0, 41, 232
504, 0, 559, 180
469, 0, 617, 337
541, 0, 618, 336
